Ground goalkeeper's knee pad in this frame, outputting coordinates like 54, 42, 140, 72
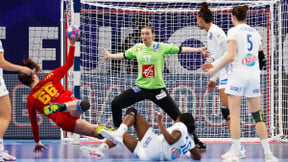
126, 108, 137, 116
221, 106, 230, 121
251, 110, 264, 123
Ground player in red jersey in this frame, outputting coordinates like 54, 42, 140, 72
18, 37, 102, 152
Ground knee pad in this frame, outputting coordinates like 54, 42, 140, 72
251, 110, 264, 123
76, 100, 90, 112
221, 106, 230, 121
126, 108, 137, 116
80, 100, 90, 111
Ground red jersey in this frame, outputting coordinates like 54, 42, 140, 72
27, 46, 76, 142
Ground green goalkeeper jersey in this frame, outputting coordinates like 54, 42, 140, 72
125, 42, 180, 89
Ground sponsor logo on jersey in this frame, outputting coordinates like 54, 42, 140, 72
142, 64, 155, 78
209, 32, 212, 40
242, 53, 257, 67
171, 147, 181, 160
136, 45, 142, 53
153, 43, 160, 52
230, 86, 242, 93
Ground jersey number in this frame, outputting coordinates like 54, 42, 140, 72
38, 82, 58, 104
247, 34, 253, 51
143, 55, 151, 63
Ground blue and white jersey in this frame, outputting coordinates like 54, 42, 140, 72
159, 122, 195, 160
227, 24, 261, 75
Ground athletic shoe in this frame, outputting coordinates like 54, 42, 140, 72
221, 145, 246, 159
81, 146, 105, 160
221, 149, 240, 162
239, 145, 246, 158
44, 103, 62, 115
101, 130, 123, 145
96, 125, 106, 139
0, 150, 16, 161
194, 137, 207, 151
96, 126, 116, 139
265, 152, 279, 162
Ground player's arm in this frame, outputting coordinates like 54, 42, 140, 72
206, 39, 236, 76
187, 147, 201, 160
103, 51, 125, 61
0, 52, 32, 75
258, 45, 266, 70
28, 105, 47, 152
156, 111, 181, 145
180, 47, 209, 57
49, 39, 76, 80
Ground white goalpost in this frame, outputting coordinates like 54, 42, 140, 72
63, 0, 288, 142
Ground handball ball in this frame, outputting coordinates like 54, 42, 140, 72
66, 24, 80, 39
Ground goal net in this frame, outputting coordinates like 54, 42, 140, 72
65, 0, 287, 142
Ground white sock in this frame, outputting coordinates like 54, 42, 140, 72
231, 139, 241, 155
117, 124, 128, 136
0, 138, 4, 151
98, 143, 109, 152
261, 138, 271, 154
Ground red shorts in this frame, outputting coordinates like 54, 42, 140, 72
48, 90, 79, 132
48, 111, 79, 132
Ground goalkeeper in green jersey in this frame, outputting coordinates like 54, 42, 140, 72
102, 26, 207, 151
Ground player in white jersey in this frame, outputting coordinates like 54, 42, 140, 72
0, 40, 32, 161
205, 5, 278, 162
197, 2, 246, 158
82, 108, 201, 160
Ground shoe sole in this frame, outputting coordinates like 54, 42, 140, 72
101, 130, 122, 145
43, 104, 60, 115
81, 146, 104, 160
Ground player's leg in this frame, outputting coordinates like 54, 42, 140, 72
44, 100, 90, 115
220, 88, 246, 158
221, 94, 242, 161
248, 97, 278, 162
111, 87, 145, 127
0, 95, 16, 161
219, 88, 230, 128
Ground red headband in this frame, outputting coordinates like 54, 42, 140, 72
201, 6, 208, 10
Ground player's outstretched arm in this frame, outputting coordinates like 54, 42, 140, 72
155, 111, 181, 145
188, 147, 201, 160
103, 51, 125, 61
181, 46, 209, 57
33, 141, 47, 153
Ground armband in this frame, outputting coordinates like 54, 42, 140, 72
258, 51, 266, 70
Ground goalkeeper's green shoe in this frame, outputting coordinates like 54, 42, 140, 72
44, 103, 62, 115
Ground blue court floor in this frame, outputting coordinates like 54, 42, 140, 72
3, 140, 288, 162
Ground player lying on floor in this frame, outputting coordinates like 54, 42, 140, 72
81, 108, 201, 160
18, 37, 104, 152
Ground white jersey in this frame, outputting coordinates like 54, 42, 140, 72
207, 24, 227, 63
207, 24, 228, 84
227, 24, 261, 75
159, 122, 195, 160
